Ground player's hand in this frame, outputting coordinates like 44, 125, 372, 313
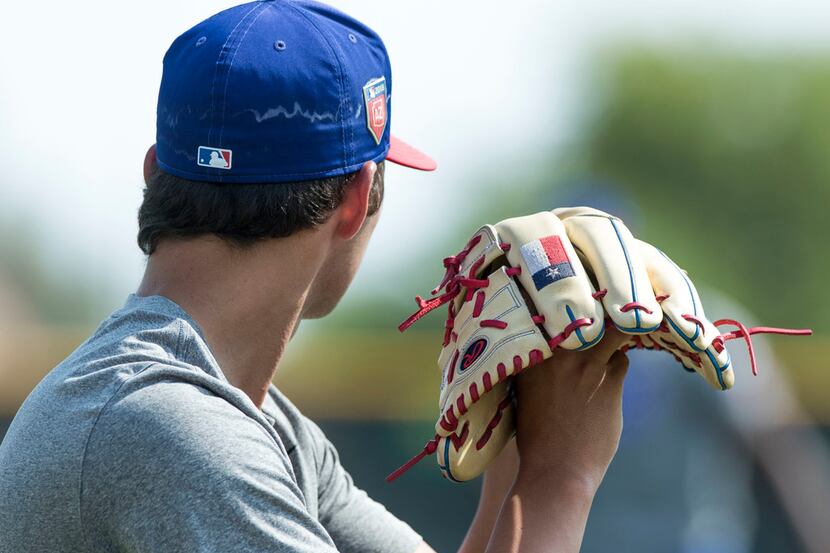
479, 328, 629, 552
513, 326, 629, 492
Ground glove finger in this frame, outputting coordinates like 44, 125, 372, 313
637, 239, 734, 390
555, 207, 662, 334
496, 211, 605, 350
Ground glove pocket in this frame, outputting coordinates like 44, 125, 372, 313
437, 267, 551, 415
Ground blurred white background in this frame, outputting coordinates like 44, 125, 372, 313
2, 0, 829, 305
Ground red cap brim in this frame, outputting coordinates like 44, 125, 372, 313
386, 135, 437, 171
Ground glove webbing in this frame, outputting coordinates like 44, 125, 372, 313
398, 235, 510, 336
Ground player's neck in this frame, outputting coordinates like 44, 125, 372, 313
136, 233, 328, 407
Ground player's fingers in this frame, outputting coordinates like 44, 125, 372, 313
554, 207, 663, 334
636, 239, 733, 390
554, 326, 629, 385
588, 325, 631, 361
605, 350, 629, 383
497, 212, 605, 351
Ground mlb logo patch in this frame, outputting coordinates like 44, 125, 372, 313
520, 235, 575, 290
363, 77, 387, 145
197, 146, 232, 170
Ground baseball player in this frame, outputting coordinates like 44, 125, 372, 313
0, 2, 645, 552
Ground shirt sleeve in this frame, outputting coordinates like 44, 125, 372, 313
80, 380, 339, 553
303, 416, 423, 553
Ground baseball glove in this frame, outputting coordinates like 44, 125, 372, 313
387, 207, 811, 483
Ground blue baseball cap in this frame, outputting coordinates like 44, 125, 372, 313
155, 0, 436, 183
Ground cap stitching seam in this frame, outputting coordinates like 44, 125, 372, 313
217, 6, 270, 150
281, 2, 351, 170
207, 3, 261, 147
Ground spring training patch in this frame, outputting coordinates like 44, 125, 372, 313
520, 235, 575, 290
197, 146, 232, 170
363, 76, 387, 144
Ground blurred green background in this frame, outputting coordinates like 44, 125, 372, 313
2, 2, 830, 552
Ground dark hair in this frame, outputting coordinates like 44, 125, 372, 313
137, 163, 384, 255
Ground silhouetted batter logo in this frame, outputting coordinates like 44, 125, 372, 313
459, 338, 488, 373
197, 146, 232, 170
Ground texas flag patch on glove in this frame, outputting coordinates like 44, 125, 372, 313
520, 235, 575, 290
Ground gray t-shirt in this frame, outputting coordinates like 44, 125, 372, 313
0, 294, 421, 553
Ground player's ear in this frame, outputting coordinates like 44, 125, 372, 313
143, 144, 157, 184
334, 161, 376, 240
